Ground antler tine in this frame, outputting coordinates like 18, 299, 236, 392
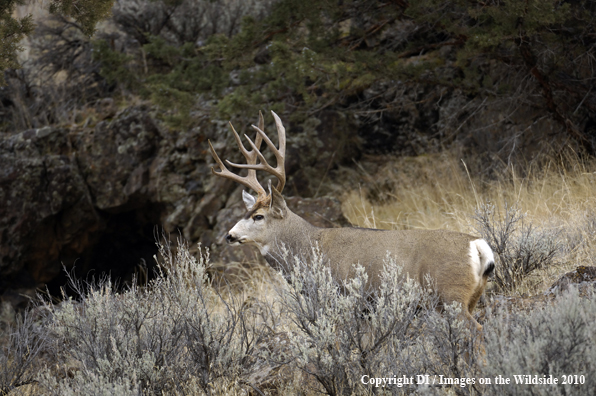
271, 111, 286, 191
226, 121, 257, 163
208, 119, 267, 196
225, 119, 268, 195
225, 111, 286, 192
209, 111, 286, 196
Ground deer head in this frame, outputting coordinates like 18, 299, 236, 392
208, 111, 289, 254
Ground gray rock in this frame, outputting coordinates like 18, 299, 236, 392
0, 106, 351, 304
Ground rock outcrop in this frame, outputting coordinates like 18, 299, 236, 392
481, 266, 596, 318
0, 106, 353, 306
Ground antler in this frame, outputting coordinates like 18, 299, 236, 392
208, 111, 286, 197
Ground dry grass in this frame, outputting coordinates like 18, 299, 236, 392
340, 151, 596, 296
6, 384, 38, 396
3, 167, 594, 394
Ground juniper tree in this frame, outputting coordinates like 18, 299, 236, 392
0, 0, 113, 84
91, 0, 595, 154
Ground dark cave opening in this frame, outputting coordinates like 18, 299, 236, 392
45, 203, 166, 299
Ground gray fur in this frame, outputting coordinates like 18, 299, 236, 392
212, 111, 494, 331
226, 188, 494, 330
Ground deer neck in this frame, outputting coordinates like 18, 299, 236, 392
262, 208, 323, 272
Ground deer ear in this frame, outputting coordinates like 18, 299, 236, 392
268, 180, 287, 218
242, 190, 257, 211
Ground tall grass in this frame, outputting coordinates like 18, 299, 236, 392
341, 152, 596, 296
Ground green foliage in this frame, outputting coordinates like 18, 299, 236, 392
405, 0, 583, 93
49, 0, 114, 36
84, 0, 595, 153
92, 0, 408, 127
144, 37, 227, 94
148, 83, 194, 127
1, 0, 114, 85
92, 40, 135, 88
0, 0, 34, 85
3, 0, 595, 151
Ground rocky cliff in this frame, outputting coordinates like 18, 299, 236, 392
0, 105, 354, 307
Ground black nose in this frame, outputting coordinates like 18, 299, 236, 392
225, 234, 238, 244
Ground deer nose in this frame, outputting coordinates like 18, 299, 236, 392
225, 234, 238, 244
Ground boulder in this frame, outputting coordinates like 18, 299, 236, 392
0, 108, 182, 299
0, 106, 352, 306
546, 266, 596, 296
480, 266, 596, 322
0, 126, 92, 287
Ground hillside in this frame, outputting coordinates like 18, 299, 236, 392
1, 1, 596, 394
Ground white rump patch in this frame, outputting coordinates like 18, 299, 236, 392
469, 239, 495, 283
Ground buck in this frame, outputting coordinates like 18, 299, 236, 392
209, 111, 495, 330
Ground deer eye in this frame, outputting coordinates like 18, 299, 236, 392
253, 215, 264, 221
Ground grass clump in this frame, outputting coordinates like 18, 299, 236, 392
341, 152, 596, 296
1, 232, 595, 395
277, 245, 484, 395
483, 287, 596, 396
474, 203, 562, 293
33, 239, 266, 395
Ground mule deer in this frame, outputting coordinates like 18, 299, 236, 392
208, 111, 495, 330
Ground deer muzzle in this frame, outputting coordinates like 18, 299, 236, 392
225, 233, 239, 244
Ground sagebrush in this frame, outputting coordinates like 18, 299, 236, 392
1, 235, 594, 395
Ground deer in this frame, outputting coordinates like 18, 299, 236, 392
208, 111, 495, 331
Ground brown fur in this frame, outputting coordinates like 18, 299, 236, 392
233, 189, 491, 331
213, 111, 492, 331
